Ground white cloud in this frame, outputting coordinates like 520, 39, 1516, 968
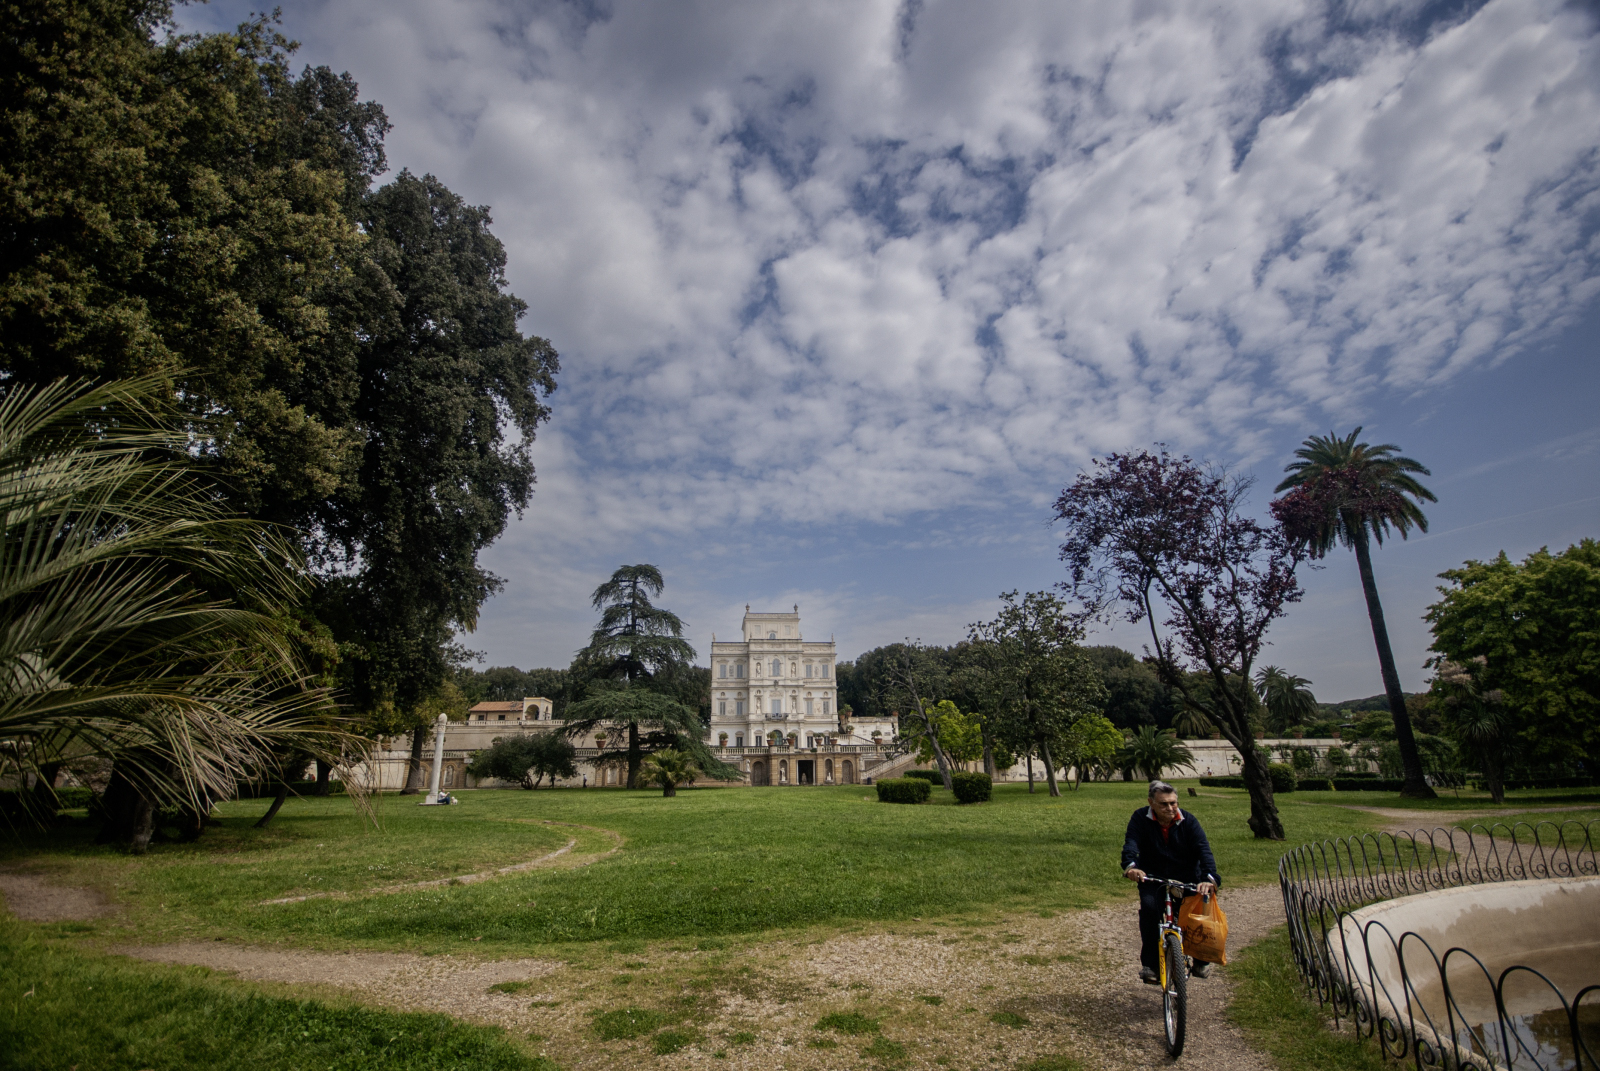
187, 0, 1600, 669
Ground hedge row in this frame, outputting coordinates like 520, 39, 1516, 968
235, 780, 347, 799
1198, 776, 1246, 789
1331, 778, 1406, 791
876, 778, 932, 804
0, 787, 96, 817
1475, 775, 1597, 791
951, 771, 992, 804
903, 770, 944, 784
1296, 778, 1334, 791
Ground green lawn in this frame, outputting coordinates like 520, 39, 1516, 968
1, 780, 1398, 955
4, 779, 1595, 1071
10, 781, 1597, 958
0, 918, 554, 1071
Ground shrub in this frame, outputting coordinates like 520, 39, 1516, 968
875, 778, 931, 804
1267, 763, 1297, 793
1341, 771, 1379, 779
1295, 778, 1334, 791
1330, 778, 1406, 791
903, 769, 943, 783
950, 771, 992, 804
1197, 776, 1245, 788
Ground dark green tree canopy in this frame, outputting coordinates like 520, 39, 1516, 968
1426, 540, 1600, 771
583, 564, 696, 682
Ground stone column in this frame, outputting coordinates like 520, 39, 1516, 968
422, 712, 449, 805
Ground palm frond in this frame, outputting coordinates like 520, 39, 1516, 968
0, 378, 361, 821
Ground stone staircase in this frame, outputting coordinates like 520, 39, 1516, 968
860, 751, 921, 783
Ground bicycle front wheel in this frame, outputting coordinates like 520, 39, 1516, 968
1162, 931, 1188, 1057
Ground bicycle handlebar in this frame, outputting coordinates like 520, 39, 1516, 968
1138, 877, 1204, 893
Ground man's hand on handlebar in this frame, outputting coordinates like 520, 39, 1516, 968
1124, 867, 1146, 883
1197, 881, 1217, 899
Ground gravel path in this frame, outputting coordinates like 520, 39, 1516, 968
118, 883, 1289, 1069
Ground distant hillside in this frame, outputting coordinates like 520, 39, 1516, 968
1318, 693, 1421, 714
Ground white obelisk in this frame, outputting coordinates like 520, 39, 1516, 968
422, 712, 449, 804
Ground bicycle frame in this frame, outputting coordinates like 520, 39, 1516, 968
1145, 876, 1202, 1058
1149, 878, 1201, 990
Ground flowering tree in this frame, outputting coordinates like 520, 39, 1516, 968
1054, 449, 1305, 839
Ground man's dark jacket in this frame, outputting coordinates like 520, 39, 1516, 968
1120, 806, 1220, 886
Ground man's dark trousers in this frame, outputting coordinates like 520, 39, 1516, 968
1138, 883, 1170, 971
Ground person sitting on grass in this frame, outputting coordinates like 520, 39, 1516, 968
1121, 779, 1220, 985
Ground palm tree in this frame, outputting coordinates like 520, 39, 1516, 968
0, 378, 351, 850
1254, 666, 1319, 735
1116, 726, 1196, 782
1274, 428, 1437, 798
638, 747, 700, 797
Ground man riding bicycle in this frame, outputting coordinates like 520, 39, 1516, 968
1121, 780, 1219, 985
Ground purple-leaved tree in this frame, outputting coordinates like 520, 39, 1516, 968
1054, 449, 1306, 840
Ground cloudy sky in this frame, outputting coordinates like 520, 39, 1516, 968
188, 0, 1600, 700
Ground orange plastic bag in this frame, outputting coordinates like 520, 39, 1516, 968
1179, 893, 1229, 965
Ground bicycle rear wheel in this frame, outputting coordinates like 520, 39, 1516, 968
1162, 931, 1188, 1057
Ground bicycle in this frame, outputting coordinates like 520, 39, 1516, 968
1141, 877, 1205, 1057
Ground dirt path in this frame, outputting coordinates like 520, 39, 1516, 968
1307, 803, 1598, 835
260, 820, 625, 905
0, 871, 116, 922
120, 884, 1288, 1070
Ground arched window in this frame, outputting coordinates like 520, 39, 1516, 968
768, 631, 777, 639
771, 658, 782, 676
842, 760, 854, 784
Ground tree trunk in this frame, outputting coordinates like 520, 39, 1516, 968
626, 722, 642, 789
97, 764, 157, 853
980, 719, 997, 779
29, 762, 62, 816
1351, 528, 1435, 799
663, 783, 676, 797
1483, 744, 1505, 805
926, 722, 955, 790
1026, 748, 1035, 793
255, 782, 289, 828
1236, 740, 1284, 840
1039, 736, 1061, 797
314, 760, 332, 796
400, 726, 427, 795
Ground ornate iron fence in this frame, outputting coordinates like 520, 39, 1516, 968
1279, 820, 1599, 1071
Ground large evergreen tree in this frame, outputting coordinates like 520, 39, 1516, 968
1273, 429, 1437, 798
563, 566, 723, 788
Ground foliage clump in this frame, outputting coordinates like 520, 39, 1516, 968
467, 734, 576, 790
950, 771, 992, 804
1266, 763, 1298, 793
875, 778, 932, 804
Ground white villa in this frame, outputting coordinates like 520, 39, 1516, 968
706, 606, 898, 786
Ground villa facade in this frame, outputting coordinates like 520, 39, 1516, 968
705, 606, 898, 785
